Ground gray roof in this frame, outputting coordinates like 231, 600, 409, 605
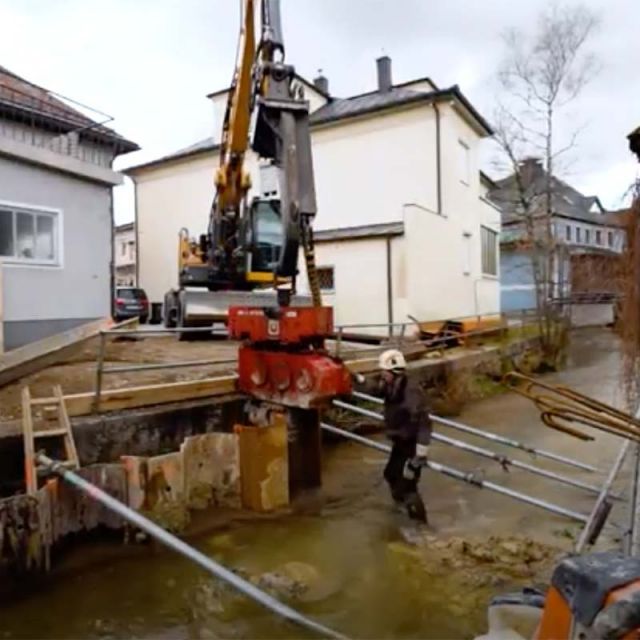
314, 221, 404, 242
490, 160, 610, 226
125, 137, 219, 175
310, 84, 493, 135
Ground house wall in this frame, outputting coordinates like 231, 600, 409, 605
133, 99, 500, 324
115, 225, 136, 285
0, 155, 112, 349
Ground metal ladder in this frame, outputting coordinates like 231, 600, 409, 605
22, 385, 79, 495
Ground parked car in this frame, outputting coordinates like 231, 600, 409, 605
114, 287, 149, 323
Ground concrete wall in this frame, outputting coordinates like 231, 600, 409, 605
0, 155, 112, 349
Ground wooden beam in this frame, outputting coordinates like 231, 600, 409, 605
0, 317, 138, 388
60, 374, 239, 417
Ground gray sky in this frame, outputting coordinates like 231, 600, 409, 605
1, 0, 637, 223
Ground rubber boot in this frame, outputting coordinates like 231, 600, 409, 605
405, 492, 428, 524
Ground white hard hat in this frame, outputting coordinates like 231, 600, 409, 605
379, 349, 406, 371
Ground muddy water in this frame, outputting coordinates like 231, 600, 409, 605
0, 329, 629, 639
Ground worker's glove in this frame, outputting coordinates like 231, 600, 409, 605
402, 460, 419, 480
353, 373, 366, 385
416, 444, 429, 460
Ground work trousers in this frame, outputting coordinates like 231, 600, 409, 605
383, 437, 421, 503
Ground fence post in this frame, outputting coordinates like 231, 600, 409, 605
92, 331, 107, 413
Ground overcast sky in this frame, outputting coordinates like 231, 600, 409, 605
1, 0, 637, 223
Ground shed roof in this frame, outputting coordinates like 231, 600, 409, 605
314, 221, 404, 242
0, 65, 138, 153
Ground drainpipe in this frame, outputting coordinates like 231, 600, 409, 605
133, 177, 140, 287
433, 102, 442, 215
109, 188, 115, 319
386, 235, 393, 337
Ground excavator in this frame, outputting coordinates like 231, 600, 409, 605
163, 0, 321, 332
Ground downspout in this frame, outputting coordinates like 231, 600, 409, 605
133, 177, 140, 287
109, 187, 115, 319
386, 235, 393, 337
433, 102, 442, 215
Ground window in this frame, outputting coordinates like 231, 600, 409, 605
576, 227, 582, 244
0, 205, 59, 264
316, 266, 334, 291
585, 228, 591, 245
458, 139, 470, 185
608, 231, 614, 248
596, 230, 602, 245
565, 225, 572, 242
481, 226, 498, 276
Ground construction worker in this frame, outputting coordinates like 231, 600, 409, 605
377, 349, 431, 522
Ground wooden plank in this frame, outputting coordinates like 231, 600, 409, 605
60, 374, 239, 417
21, 387, 36, 495
0, 317, 138, 388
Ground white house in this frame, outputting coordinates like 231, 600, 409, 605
126, 57, 500, 331
114, 222, 136, 286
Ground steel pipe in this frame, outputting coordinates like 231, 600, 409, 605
36, 454, 347, 640
350, 391, 600, 473
576, 440, 630, 553
320, 423, 589, 524
334, 399, 606, 496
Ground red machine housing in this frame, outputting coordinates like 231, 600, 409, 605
229, 305, 352, 408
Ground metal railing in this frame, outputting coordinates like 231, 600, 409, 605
92, 327, 236, 412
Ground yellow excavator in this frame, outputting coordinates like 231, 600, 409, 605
164, 0, 320, 332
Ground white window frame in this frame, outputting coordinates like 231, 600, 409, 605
0, 200, 63, 268
480, 226, 498, 277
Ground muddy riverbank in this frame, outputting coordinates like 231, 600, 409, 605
0, 328, 629, 639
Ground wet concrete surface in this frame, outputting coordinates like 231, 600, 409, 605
0, 328, 631, 639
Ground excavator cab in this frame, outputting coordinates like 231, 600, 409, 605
245, 197, 283, 279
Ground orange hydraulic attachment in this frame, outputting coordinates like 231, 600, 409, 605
536, 551, 640, 639
228, 305, 352, 409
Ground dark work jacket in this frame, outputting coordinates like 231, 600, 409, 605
380, 374, 432, 445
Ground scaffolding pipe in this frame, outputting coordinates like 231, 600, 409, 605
104, 359, 237, 374
575, 440, 629, 554
320, 423, 589, 524
333, 399, 606, 497
350, 391, 600, 474
36, 454, 348, 640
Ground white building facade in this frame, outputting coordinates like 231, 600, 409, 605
127, 58, 500, 331
114, 222, 136, 286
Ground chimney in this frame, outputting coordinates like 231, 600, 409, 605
376, 55, 392, 92
518, 157, 543, 186
313, 71, 329, 95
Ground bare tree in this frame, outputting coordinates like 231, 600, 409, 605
493, 2, 599, 368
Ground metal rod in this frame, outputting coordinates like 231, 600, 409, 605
320, 423, 589, 524
103, 359, 237, 374
92, 332, 107, 413
105, 327, 218, 336
575, 440, 630, 553
334, 399, 606, 497
36, 454, 348, 640
350, 391, 600, 473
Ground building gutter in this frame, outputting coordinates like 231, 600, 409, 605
386, 235, 393, 336
433, 102, 442, 216
133, 178, 140, 287
109, 188, 115, 319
